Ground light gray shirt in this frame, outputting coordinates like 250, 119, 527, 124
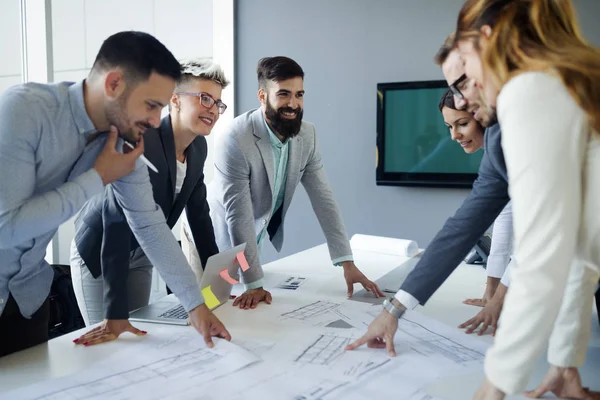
0, 81, 204, 318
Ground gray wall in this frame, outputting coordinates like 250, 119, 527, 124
234, 0, 600, 263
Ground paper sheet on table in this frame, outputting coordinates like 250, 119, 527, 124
3, 328, 260, 400
351, 233, 419, 256
206, 362, 354, 400
394, 310, 490, 372
224, 306, 491, 400
277, 299, 377, 330
268, 299, 491, 395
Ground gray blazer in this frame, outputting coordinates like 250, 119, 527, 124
208, 108, 352, 285
400, 123, 510, 303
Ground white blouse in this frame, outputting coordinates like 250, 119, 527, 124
487, 202, 514, 286
484, 71, 600, 394
174, 159, 187, 200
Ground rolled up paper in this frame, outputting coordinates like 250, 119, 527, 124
201, 285, 221, 309
350, 234, 419, 257
219, 269, 239, 284
236, 251, 250, 272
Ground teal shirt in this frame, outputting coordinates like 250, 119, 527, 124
256, 121, 289, 246
245, 119, 353, 290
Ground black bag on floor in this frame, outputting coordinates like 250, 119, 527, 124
48, 264, 85, 339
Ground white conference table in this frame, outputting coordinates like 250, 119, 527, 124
1, 242, 599, 399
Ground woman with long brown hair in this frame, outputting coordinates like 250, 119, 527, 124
454, 0, 600, 399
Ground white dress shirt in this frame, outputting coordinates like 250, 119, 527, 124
486, 202, 514, 285
484, 71, 600, 394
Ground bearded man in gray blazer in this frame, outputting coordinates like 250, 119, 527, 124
207, 56, 383, 308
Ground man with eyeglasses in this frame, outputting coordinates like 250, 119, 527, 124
69, 59, 231, 345
348, 31, 511, 348
348, 33, 599, 398
186, 56, 384, 309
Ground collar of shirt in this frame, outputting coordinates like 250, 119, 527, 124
264, 119, 288, 149
68, 80, 97, 138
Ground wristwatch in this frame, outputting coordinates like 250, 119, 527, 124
383, 298, 405, 319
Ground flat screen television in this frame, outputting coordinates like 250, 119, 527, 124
376, 80, 483, 188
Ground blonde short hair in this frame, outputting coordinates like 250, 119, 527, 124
176, 58, 229, 89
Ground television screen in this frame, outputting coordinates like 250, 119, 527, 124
376, 80, 483, 188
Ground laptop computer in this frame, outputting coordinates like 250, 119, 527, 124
129, 243, 247, 325
349, 254, 423, 305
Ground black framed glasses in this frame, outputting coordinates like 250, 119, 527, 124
449, 74, 468, 100
176, 92, 228, 115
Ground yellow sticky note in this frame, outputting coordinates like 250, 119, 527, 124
201, 285, 221, 310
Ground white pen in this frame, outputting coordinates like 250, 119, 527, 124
124, 141, 159, 174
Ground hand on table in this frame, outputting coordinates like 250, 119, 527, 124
526, 366, 600, 399
232, 288, 272, 310
463, 277, 501, 307
189, 304, 231, 348
463, 296, 491, 308
73, 319, 147, 346
345, 308, 399, 356
473, 378, 506, 400
459, 299, 503, 336
341, 261, 385, 298
460, 282, 507, 336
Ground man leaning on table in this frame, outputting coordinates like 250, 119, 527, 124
0, 31, 229, 357
185, 56, 384, 308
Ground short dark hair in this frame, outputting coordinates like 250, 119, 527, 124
434, 32, 456, 65
256, 56, 304, 89
91, 31, 181, 83
439, 88, 457, 111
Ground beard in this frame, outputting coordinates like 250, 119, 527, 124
264, 97, 303, 140
104, 91, 150, 144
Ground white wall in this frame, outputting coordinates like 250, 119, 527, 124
0, 0, 22, 92
49, 0, 215, 265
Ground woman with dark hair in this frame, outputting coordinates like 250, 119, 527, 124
456, 0, 600, 398
439, 89, 514, 337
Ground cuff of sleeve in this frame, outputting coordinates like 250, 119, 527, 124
76, 168, 105, 196
176, 286, 205, 313
105, 301, 130, 320
393, 290, 420, 310
485, 255, 509, 279
547, 348, 587, 369
333, 255, 354, 266
484, 352, 531, 395
500, 259, 515, 287
244, 278, 264, 290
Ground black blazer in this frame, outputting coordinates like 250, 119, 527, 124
400, 123, 511, 303
74, 116, 219, 319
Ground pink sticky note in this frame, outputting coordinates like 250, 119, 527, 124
236, 251, 250, 271
219, 269, 239, 284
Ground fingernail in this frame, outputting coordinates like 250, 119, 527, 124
73, 339, 79, 343
83, 342, 89, 346
141, 330, 147, 334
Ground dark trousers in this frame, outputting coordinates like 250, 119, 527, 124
0, 294, 49, 358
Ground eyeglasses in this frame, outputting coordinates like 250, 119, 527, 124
449, 74, 468, 100
175, 92, 228, 115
